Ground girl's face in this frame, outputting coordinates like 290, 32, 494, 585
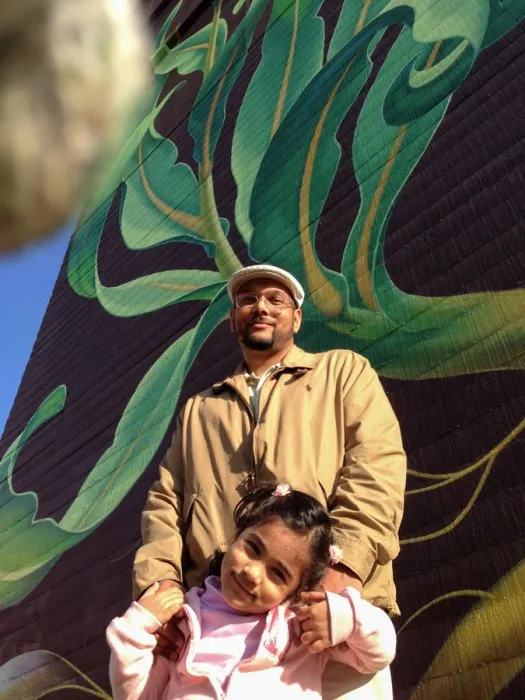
220, 517, 311, 614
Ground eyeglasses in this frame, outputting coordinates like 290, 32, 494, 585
233, 290, 296, 312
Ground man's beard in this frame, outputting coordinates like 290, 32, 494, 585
237, 315, 293, 351
241, 323, 276, 350
242, 332, 275, 350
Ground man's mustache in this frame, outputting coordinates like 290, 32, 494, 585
248, 316, 276, 326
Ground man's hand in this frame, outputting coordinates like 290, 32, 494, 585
295, 591, 331, 653
139, 580, 185, 661
322, 564, 363, 594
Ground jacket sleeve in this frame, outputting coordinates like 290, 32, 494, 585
132, 411, 186, 599
106, 602, 172, 700
330, 354, 406, 584
325, 588, 397, 674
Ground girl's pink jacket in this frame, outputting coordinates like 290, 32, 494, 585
107, 586, 396, 700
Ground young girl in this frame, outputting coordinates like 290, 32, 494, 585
107, 484, 396, 699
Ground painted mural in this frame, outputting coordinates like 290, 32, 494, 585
1, 0, 525, 697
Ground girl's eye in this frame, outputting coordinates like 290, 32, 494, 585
272, 568, 286, 582
246, 540, 259, 554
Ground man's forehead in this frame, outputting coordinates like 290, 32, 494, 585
237, 277, 291, 294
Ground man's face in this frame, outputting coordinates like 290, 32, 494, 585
229, 278, 302, 352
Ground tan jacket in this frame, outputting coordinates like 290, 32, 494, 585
133, 347, 406, 615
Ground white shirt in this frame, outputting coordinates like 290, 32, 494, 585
244, 363, 282, 421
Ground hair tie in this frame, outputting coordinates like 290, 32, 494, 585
329, 544, 343, 566
273, 483, 291, 497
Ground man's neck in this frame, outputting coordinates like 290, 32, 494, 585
241, 344, 293, 377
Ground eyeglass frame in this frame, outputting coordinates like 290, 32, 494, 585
232, 289, 298, 313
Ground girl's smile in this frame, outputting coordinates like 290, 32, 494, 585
231, 573, 255, 599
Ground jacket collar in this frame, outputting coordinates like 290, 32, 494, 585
182, 587, 296, 671
212, 345, 317, 394
280, 345, 317, 370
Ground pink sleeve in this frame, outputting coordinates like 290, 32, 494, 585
106, 602, 172, 700
325, 588, 397, 674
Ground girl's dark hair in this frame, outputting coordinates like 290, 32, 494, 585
209, 483, 332, 595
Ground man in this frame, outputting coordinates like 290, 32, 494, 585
132, 264, 406, 699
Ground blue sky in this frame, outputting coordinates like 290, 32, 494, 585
0, 226, 73, 436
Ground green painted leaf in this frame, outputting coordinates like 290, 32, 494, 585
248, 1, 412, 314
0, 290, 229, 608
60, 289, 230, 531
187, 284, 231, 344
380, 0, 489, 125
249, 1, 525, 379
95, 269, 225, 317
249, 0, 485, 316
298, 286, 525, 379
0, 388, 66, 609
232, 0, 324, 243
119, 123, 229, 256
155, 20, 228, 75
330, 12, 525, 379
68, 85, 230, 309
342, 27, 451, 311
67, 198, 112, 299
233, 0, 251, 13
188, 0, 272, 167
67, 0, 194, 301
483, 0, 525, 47
410, 561, 525, 700
151, 1, 230, 88
59, 328, 196, 531
97, 85, 184, 206
67, 84, 184, 298
249, 24, 376, 319
328, 0, 389, 59
0, 650, 111, 700
153, 0, 183, 54
80, 10, 186, 219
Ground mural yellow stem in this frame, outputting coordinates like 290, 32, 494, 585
298, 66, 352, 318
199, 165, 241, 277
139, 144, 205, 235
271, 0, 300, 137
356, 124, 407, 311
204, 0, 223, 77
143, 281, 206, 292
355, 0, 372, 34
176, 42, 209, 55
355, 41, 442, 311
198, 19, 241, 278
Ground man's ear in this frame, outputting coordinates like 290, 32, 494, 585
229, 308, 236, 333
293, 308, 302, 334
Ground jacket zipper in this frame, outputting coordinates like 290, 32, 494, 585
181, 605, 226, 699
225, 367, 288, 491
249, 369, 284, 490
224, 379, 258, 491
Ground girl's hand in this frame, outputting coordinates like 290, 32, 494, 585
139, 581, 185, 625
295, 591, 332, 653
